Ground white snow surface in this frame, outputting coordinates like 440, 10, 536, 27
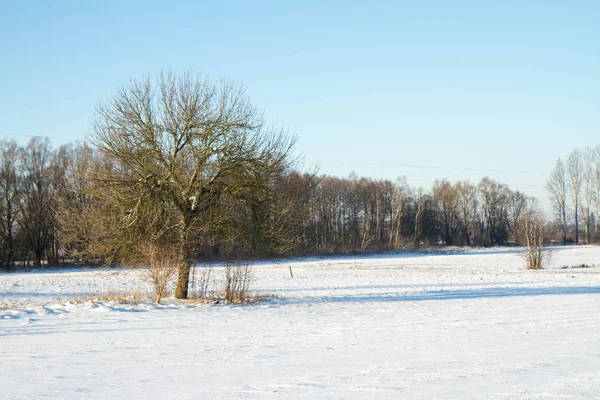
1, 246, 600, 399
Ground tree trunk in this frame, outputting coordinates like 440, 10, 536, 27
174, 225, 191, 299
445, 221, 453, 245
33, 249, 42, 267
562, 207, 567, 245
174, 261, 191, 299
575, 208, 579, 244
7, 226, 14, 266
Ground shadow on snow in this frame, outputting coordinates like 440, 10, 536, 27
269, 285, 600, 306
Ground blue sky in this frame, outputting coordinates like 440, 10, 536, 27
1, 0, 599, 209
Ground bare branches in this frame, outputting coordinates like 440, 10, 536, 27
517, 202, 548, 270
566, 149, 583, 244
90, 71, 297, 298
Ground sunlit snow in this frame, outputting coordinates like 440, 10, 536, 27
1, 246, 599, 399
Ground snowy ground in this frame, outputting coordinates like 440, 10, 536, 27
1, 246, 600, 399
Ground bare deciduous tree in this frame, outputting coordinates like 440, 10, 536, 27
455, 181, 477, 245
432, 179, 457, 245
18, 138, 56, 267
53, 143, 97, 260
0, 140, 21, 267
566, 149, 583, 244
582, 147, 595, 243
389, 176, 409, 247
593, 145, 600, 240
546, 158, 568, 244
414, 188, 426, 245
91, 72, 295, 298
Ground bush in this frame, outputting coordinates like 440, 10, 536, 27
141, 244, 178, 304
190, 266, 213, 299
223, 262, 253, 303
521, 212, 547, 270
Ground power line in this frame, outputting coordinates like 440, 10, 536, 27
0, 134, 548, 188
313, 158, 547, 175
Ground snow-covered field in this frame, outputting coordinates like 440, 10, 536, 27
1, 246, 600, 399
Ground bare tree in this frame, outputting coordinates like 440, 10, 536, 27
0, 140, 21, 267
593, 145, 600, 241
546, 158, 568, 244
389, 176, 409, 247
432, 179, 457, 245
455, 181, 477, 245
53, 143, 98, 260
508, 190, 530, 242
91, 72, 296, 299
566, 149, 583, 244
582, 147, 595, 243
18, 138, 56, 267
478, 177, 511, 245
414, 188, 426, 245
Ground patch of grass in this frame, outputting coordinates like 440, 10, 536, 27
182, 292, 275, 305
72, 290, 147, 305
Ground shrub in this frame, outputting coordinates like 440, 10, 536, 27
190, 266, 213, 300
223, 261, 253, 303
140, 244, 178, 304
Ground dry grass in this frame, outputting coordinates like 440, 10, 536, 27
72, 290, 146, 304
182, 292, 274, 305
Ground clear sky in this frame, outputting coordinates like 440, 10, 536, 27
1, 0, 599, 210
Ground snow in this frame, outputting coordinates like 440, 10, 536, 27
1, 246, 600, 399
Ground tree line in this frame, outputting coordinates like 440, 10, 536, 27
302, 174, 534, 251
0, 136, 538, 269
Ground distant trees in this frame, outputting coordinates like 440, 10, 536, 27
547, 146, 600, 244
0, 138, 79, 268
0, 131, 552, 273
298, 175, 532, 250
